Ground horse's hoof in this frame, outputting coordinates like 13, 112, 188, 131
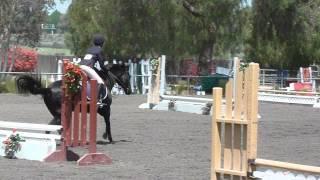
108, 138, 113, 143
103, 132, 108, 139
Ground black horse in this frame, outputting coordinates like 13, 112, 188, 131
16, 63, 132, 143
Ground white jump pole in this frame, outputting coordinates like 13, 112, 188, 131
141, 59, 150, 94
160, 55, 166, 96
128, 59, 136, 93
57, 60, 63, 80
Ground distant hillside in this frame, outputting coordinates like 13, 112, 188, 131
39, 33, 65, 48
37, 33, 72, 56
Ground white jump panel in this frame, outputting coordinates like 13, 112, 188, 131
253, 170, 320, 180
258, 93, 318, 105
161, 95, 212, 102
0, 121, 62, 132
153, 99, 211, 115
0, 121, 62, 161
0, 130, 59, 161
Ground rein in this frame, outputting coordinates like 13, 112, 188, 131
107, 70, 127, 90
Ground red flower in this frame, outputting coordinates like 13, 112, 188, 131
3, 139, 10, 144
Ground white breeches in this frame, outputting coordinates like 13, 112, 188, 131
79, 65, 104, 85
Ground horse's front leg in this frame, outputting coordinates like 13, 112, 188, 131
98, 105, 113, 143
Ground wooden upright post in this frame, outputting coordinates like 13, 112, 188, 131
147, 57, 162, 106
211, 62, 260, 180
211, 88, 222, 180
246, 63, 259, 173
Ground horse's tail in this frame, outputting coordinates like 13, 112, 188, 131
16, 75, 50, 96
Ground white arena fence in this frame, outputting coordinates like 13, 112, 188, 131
258, 89, 320, 106
0, 72, 62, 88
4, 55, 320, 99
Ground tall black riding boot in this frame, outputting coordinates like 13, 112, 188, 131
97, 83, 107, 105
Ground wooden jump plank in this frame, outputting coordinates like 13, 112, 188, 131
216, 118, 248, 125
224, 78, 235, 170
89, 80, 97, 153
254, 158, 320, 174
73, 95, 81, 146
81, 74, 88, 146
0, 121, 62, 132
215, 168, 247, 177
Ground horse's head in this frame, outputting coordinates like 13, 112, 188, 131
107, 63, 132, 95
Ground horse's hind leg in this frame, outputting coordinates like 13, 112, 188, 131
49, 116, 61, 125
46, 116, 61, 134
98, 105, 113, 142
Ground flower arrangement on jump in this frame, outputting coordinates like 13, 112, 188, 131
2, 129, 25, 159
63, 61, 82, 96
150, 58, 159, 71
239, 62, 249, 72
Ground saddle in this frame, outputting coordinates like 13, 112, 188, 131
85, 81, 108, 102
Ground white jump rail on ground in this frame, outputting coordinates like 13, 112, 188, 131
154, 95, 215, 115
0, 121, 62, 161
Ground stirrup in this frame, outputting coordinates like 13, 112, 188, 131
97, 101, 108, 107
97, 84, 107, 107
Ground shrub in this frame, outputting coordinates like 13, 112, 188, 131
0, 78, 16, 93
6, 47, 38, 72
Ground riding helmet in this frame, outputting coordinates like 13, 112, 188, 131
93, 34, 105, 46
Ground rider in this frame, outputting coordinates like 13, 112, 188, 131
79, 34, 108, 102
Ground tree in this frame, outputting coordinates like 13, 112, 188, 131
66, 0, 250, 74
248, 0, 320, 69
47, 10, 62, 26
0, 0, 54, 74
57, 13, 69, 33
180, 0, 250, 74
45, 10, 62, 33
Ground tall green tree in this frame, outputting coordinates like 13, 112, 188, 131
67, 0, 250, 74
180, 0, 250, 74
46, 10, 62, 33
248, 0, 320, 69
